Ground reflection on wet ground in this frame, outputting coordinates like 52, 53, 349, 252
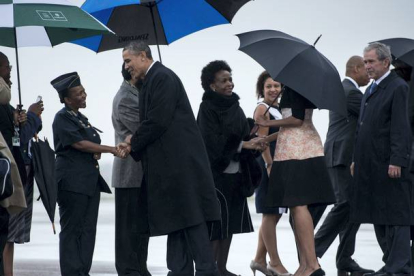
14, 198, 383, 276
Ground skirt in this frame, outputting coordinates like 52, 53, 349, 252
208, 173, 254, 240
8, 165, 34, 243
266, 109, 335, 207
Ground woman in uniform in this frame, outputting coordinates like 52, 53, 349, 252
51, 72, 117, 276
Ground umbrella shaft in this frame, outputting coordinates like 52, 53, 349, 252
149, 4, 163, 63
13, 28, 22, 108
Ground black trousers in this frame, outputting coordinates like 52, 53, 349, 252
374, 225, 411, 274
0, 206, 9, 276
115, 188, 150, 276
58, 189, 100, 276
314, 166, 361, 268
166, 223, 218, 276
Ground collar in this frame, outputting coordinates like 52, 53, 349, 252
375, 70, 391, 85
145, 61, 155, 76
344, 76, 359, 88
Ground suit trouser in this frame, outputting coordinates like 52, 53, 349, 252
374, 225, 411, 274
166, 223, 218, 276
58, 188, 100, 276
0, 206, 9, 276
115, 188, 150, 276
314, 165, 360, 268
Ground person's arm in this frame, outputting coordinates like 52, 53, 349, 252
389, 84, 411, 178
347, 89, 363, 117
117, 96, 140, 136
256, 113, 303, 128
72, 140, 117, 155
254, 105, 273, 172
129, 72, 179, 155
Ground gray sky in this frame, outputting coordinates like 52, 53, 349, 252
2, 0, 414, 173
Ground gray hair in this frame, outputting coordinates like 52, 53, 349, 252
364, 42, 392, 63
123, 41, 153, 60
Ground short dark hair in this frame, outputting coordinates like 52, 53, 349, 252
200, 60, 232, 92
123, 41, 153, 60
256, 71, 272, 99
0, 52, 7, 67
122, 62, 131, 81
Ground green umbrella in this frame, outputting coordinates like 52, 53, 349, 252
0, 0, 113, 106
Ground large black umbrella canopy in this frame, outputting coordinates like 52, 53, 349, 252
376, 38, 414, 67
74, 0, 250, 63
31, 138, 57, 234
237, 30, 347, 117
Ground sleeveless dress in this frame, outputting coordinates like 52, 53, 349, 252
266, 89, 335, 207
254, 102, 286, 214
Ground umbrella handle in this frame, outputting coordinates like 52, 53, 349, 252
52, 222, 56, 235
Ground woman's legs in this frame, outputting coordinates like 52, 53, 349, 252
212, 235, 237, 276
290, 206, 320, 276
3, 242, 13, 276
254, 214, 289, 274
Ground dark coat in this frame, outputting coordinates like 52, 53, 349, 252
52, 107, 111, 196
325, 78, 363, 167
130, 62, 220, 236
351, 71, 414, 225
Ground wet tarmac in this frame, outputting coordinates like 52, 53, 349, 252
14, 197, 384, 276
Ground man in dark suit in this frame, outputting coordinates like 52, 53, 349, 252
119, 42, 220, 276
112, 64, 149, 276
352, 42, 413, 276
314, 56, 373, 276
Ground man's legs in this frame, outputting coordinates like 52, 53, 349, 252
115, 188, 150, 276
167, 223, 217, 276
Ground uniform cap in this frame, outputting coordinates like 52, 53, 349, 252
50, 72, 81, 93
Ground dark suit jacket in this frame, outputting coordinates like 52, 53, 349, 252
325, 78, 363, 167
130, 61, 220, 236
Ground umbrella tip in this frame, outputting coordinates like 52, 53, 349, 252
313, 34, 322, 47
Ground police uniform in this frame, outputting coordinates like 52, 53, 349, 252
51, 72, 111, 276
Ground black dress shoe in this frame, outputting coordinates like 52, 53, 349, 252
337, 260, 375, 276
362, 268, 385, 276
375, 273, 412, 276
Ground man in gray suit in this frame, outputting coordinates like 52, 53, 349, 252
314, 56, 373, 276
112, 63, 150, 276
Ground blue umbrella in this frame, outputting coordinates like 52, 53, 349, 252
72, 0, 250, 63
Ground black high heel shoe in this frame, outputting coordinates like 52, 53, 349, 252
309, 268, 325, 276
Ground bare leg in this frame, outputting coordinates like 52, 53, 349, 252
3, 242, 14, 276
253, 222, 267, 267
291, 206, 320, 276
261, 214, 289, 274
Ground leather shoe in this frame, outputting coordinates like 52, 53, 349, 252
363, 267, 385, 276
337, 260, 374, 276
375, 273, 412, 276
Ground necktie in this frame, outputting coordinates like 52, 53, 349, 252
369, 82, 378, 95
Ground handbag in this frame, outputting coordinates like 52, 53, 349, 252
240, 152, 262, 197
0, 154, 13, 200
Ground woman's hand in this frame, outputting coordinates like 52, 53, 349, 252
14, 108, 27, 125
255, 115, 269, 127
243, 137, 268, 151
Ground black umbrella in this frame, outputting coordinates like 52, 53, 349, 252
237, 30, 347, 117
31, 138, 57, 234
73, 0, 251, 63
376, 38, 414, 68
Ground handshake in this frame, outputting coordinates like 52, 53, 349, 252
114, 134, 133, 159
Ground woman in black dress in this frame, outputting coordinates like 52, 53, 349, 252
256, 87, 335, 276
197, 60, 266, 276
51, 72, 117, 276
251, 72, 290, 276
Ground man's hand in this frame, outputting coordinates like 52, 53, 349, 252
116, 142, 131, 159
388, 165, 401, 178
28, 101, 44, 117
350, 162, 354, 177
14, 108, 27, 125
